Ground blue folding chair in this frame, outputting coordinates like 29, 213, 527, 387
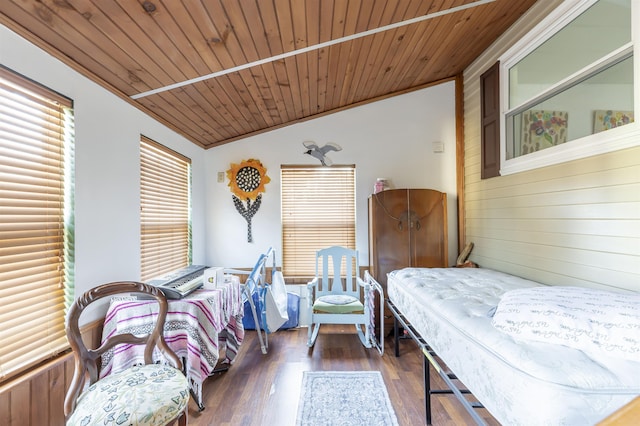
225, 247, 275, 354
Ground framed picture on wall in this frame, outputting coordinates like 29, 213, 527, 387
593, 110, 634, 133
520, 110, 568, 155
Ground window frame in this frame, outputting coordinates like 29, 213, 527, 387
280, 165, 356, 281
498, 0, 639, 175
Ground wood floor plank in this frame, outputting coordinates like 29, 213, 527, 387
187, 325, 499, 425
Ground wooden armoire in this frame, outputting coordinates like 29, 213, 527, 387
368, 188, 448, 332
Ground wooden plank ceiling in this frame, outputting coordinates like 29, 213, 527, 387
1, 0, 537, 149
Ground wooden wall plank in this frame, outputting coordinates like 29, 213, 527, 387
257, 1, 296, 122
10, 381, 30, 425
274, 0, 305, 118
342, 0, 376, 105
159, 1, 222, 74
196, 78, 256, 134
382, 0, 455, 94
222, 0, 277, 127
323, 0, 349, 110
315, 0, 335, 112
328, 6, 361, 112
30, 371, 48, 425
4, 0, 147, 94
358, 1, 413, 101
0, 389, 10, 425
304, 0, 321, 115
466, 183, 640, 210
93, 0, 196, 81
348, 3, 398, 104
289, 0, 310, 117
466, 218, 640, 239
466, 224, 640, 256
0, 324, 96, 426
49, 360, 68, 426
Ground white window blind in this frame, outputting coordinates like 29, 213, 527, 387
0, 67, 75, 382
281, 165, 356, 278
140, 136, 191, 281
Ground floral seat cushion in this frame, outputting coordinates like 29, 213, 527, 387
67, 364, 189, 426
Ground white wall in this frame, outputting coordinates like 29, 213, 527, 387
0, 26, 207, 305
204, 82, 458, 269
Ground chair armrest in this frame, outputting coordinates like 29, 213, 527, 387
306, 277, 319, 308
356, 276, 370, 290
365, 272, 383, 295
307, 277, 319, 289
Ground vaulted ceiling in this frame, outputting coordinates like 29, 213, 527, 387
1, 0, 538, 149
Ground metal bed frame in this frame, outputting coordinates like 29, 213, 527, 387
387, 299, 487, 426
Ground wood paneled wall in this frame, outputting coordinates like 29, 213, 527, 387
462, 0, 639, 293
0, 320, 102, 426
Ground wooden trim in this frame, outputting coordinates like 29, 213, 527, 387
455, 73, 466, 254
598, 397, 640, 425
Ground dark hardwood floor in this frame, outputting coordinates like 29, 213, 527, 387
187, 325, 500, 425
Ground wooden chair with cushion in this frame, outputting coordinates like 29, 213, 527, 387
306, 246, 384, 353
64, 281, 189, 426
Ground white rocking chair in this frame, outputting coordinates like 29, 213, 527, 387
306, 246, 384, 354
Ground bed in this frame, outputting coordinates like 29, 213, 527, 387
387, 267, 640, 425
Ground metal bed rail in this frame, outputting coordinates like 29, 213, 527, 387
387, 299, 487, 426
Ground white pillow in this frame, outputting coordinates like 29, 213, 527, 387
492, 286, 640, 362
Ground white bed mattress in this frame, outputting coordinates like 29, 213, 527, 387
387, 267, 640, 426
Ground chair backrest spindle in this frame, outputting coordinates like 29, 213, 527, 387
315, 246, 359, 297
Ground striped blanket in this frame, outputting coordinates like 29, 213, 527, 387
100, 279, 245, 405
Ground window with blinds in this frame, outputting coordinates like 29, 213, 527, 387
0, 66, 75, 383
281, 165, 356, 278
140, 136, 191, 281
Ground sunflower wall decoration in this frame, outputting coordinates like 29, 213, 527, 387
226, 158, 270, 242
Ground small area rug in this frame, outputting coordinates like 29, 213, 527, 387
296, 370, 399, 426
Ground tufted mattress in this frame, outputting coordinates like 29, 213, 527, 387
387, 267, 640, 425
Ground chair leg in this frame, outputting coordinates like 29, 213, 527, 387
355, 324, 372, 348
168, 410, 187, 426
178, 411, 188, 426
307, 323, 320, 347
